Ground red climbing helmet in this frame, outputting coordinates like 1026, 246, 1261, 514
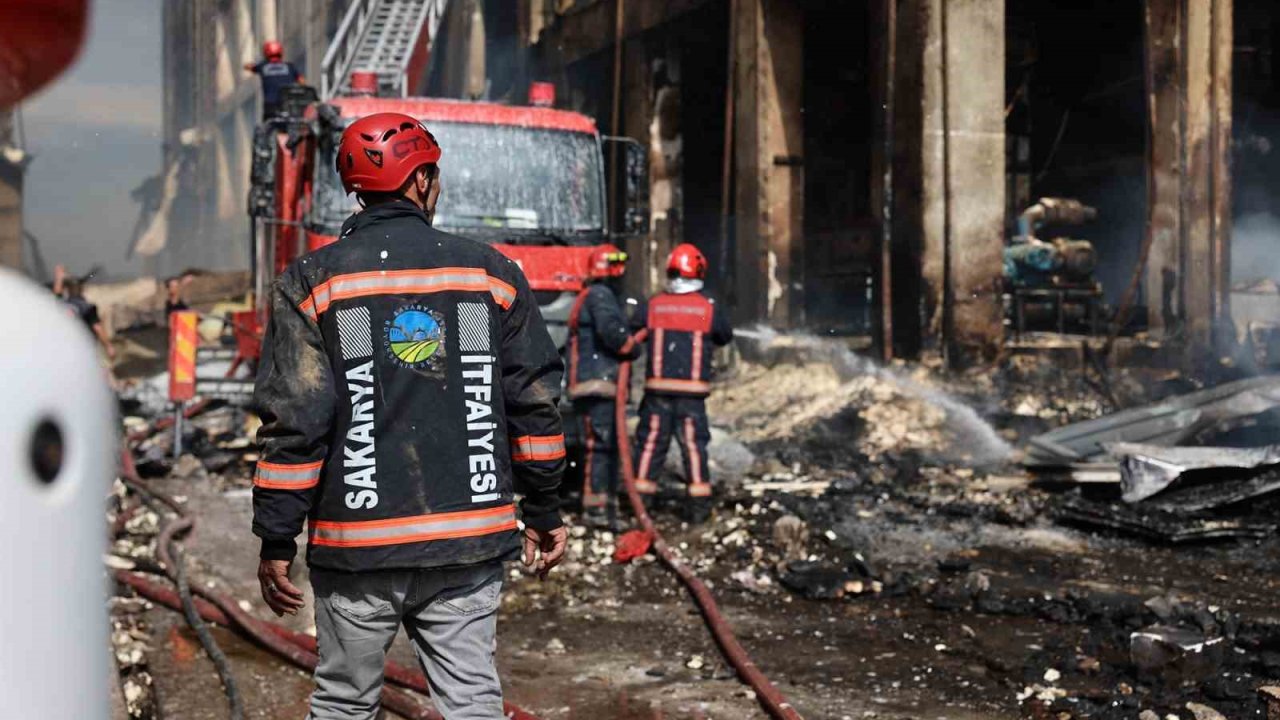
587, 244, 628, 279
666, 243, 708, 280
336, 112, 443, 194
263, 40, 283, 60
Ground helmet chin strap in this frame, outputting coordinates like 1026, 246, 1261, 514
422, 175, 436, 226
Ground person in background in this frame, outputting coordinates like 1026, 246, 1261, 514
53, 264, 115, 363
243, 40, 302, 120
630, 244, 733, 524
566, 245, 636, 530
164, 276, 189, 316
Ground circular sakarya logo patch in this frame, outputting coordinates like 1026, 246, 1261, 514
385, 305, 446, 370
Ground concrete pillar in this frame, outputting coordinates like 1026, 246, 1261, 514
732, 0, 803, 327
917, 0, 1005, 364
619, 37, 658, 299
1143, 0, 1232, 354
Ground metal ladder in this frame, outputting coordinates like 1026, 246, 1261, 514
321, 0, 448, 100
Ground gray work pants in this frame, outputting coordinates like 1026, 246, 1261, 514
306, 561, 505, 720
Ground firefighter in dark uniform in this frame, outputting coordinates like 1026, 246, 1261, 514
250, 113, 568, 719
630, 243, 733, 523
566, 245, 635, 530
243, 40, 302, 120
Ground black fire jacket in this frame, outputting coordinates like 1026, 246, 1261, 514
566, 283, 635, 399
251, 199, 566, 572
631, 289, 734, 396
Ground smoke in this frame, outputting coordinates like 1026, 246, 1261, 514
734, 327, 1013, 466
1231, 212, 1280, 285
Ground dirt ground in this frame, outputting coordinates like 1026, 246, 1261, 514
110, 336, 1280, 719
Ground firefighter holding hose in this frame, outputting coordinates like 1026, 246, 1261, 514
566, 245, 636, 530
250, 112, 568, 719
630, 244, 733, 524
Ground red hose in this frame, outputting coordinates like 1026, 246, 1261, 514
118, 449, 543, 720
114, 570, 442, 720
615, 331, 804, 720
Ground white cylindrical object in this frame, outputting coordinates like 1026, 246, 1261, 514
0, 268, 115, 718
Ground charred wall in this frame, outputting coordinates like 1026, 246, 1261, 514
157, 0, 348, 277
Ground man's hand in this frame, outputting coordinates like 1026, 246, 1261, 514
257, 559, 305, 616
522, 525, 568, 580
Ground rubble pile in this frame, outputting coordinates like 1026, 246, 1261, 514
996, 354, 1116, 427
122, 402, 259, 483
709, 360, 952, 463
106, 481, 163, 719
109, 597, 158, 720
99, 325, 1280, 717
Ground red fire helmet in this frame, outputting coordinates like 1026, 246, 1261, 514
666, 243, 708, 280
336, 113, 443, 194
263, 40, 283, 60
0, 0, 89, 110
587, 244, 628, 279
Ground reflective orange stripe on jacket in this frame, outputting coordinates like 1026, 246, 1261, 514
299, 268, 516, 320
254, 459, 323, 490
309, 504, 518, 548
643, 378, 712, 394
510, 434, 566, 462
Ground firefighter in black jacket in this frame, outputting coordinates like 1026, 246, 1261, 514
243, 40, 303, 120
566, 245, 635, 530
251, 112, 567, 720
630, 243, 733, 523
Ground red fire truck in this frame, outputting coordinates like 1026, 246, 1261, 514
243, 87, 647, 362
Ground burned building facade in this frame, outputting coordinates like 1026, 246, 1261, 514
450, 0, 1273, 367
150, 0, 1280, 367
156, 0, 353, 276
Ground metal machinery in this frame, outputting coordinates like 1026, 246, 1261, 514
1004, 197, 1103, 337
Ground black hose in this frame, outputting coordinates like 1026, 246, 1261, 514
169, 528, 246, 720
125, 473, 244, 720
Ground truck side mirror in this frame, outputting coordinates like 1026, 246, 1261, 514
603, 136, 649, 236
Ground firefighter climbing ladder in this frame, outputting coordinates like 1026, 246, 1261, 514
321, 0, 448, 100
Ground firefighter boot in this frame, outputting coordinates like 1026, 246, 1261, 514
684, 497, 713, 525
583, 500, 623, 532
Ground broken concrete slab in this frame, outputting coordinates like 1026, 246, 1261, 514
1025, 375, 1280, 466
1131, 624, 1227, 684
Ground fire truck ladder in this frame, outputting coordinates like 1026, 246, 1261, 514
321, 0, 448, 100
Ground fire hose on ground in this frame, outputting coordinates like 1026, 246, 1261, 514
120, 450, 245, 720
115, 335, 801, 718
115, 449, 543, 720
614, 331, 804, 720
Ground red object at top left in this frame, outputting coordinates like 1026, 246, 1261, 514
0, 0, 90, 109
